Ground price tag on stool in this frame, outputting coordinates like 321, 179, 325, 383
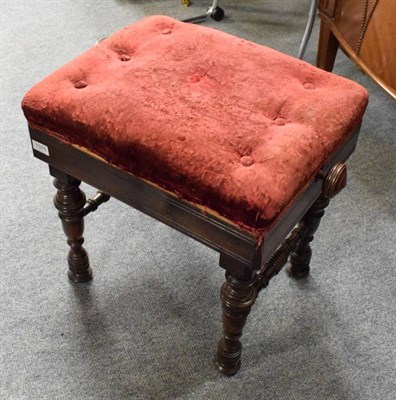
31, 140, 49, 156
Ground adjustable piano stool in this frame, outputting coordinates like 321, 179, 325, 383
22, 16, 368, 375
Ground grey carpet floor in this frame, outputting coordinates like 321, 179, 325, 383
1, 1, 395, 399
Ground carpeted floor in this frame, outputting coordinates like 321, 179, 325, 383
1, 1, 395, 399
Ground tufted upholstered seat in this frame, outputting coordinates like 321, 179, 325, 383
22, 15, 368, 235
22, 15, 369, 376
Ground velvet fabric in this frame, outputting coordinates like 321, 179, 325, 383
22, 16, 368, 233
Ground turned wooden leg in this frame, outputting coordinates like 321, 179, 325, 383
287, 163, 347, 278
215, 272, 257, 376
287, 196, 330, 278
316, 19, 339, 71
53, 175, 92, 283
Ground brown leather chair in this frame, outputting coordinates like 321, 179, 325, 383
317, 0, 396, 99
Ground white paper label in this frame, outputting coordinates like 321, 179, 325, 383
32, 140, 49, 156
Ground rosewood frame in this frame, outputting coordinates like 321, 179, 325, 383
28, 124, 360, 375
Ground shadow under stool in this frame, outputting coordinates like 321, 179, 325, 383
22, 15, 368, 376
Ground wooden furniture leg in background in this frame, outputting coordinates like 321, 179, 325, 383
316, 20, 339, 71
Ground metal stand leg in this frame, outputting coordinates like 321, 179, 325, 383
298, 0, 319, 59
182, 0, 225, 24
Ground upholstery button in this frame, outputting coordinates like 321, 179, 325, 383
240, 156, 254, 167
161, 28, 172, 35
74, 80, 87, 89
304, 82, 315, 90
274, 118, 286, 126
119, 54, 131, 61
190, 75, 201, 83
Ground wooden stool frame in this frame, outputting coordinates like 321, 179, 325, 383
29, 124, 360, 376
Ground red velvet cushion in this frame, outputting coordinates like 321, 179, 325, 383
22, 15, 368, 233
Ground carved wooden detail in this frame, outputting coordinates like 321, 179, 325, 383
216, 224, 309, 375
54, 177, 92, 283
215, 273, 257, 376
83, 191, 110, 216
322, 162, 347, 198
255, 224, 308, 292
